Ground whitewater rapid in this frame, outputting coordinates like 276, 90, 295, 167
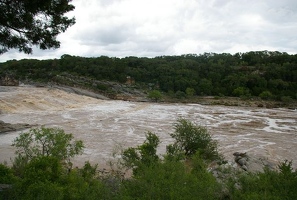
0, 86, 296, 168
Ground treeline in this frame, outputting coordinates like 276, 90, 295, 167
1, 51, 297, 100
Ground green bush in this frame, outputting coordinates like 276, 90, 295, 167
147, 90, 162, 101
0, 164, 16, 184
10, 156, 64, 200
0, 164, 17, 199
119, 157, 221, 200
229, 160, 297, 200
121, 132, 160, 175
281, 96, 293, 103
96, 83, 108, 91
175, 90, 186, 99
169, 118, 221, 161
10, 156, 112, 200
60, 169, 111, 200
12, 127, 84, 172
186, 87, 196, 97
22, 182, 64, 200
259, 90, 273, 100
22, 156, 63, 184
233, 87, 250, 97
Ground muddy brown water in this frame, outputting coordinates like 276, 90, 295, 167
0, 86, 296, 169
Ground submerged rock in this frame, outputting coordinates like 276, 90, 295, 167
0, 120, 34, 134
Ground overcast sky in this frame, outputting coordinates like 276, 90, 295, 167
1, 0, 297, 62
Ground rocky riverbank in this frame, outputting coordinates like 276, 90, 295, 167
0, 120, 34, 134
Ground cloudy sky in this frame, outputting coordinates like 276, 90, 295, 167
1, 0, 297, 62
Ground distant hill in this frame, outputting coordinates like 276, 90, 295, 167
0, 51, 296, 102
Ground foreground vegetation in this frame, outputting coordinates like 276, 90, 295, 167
1, 51, 297, 103
1, 119, 296, 199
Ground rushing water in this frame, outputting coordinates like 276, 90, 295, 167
0, 86, 296, 168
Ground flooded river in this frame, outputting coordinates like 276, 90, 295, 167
0, 86, 296, 168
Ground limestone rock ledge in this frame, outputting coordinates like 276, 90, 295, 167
0, 120, 34, 134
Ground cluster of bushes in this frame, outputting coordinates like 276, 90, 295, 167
1, 119, 297, 199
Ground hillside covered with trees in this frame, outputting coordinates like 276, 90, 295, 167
1, 51, 297, 102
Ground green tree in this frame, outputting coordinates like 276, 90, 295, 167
119, 156, 220, 200
232, 86, 251, 97
23, 156, 63, 183
175, 90, 186, 99
198, 78, 213, 95
9, 156, 64, 200
10, 156, 112, 200
121, 132, 160, 175
119, 128, 221, 199
147, 90, 162, 102
281, 96, 293, 103
186, 87, 196, 97
12, 127, 84, 171
61, 162, 111, 200
0, 0, 75, 54
259, 90, 273, 100
169, 118, 221, 161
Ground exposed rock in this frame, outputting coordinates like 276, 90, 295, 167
208, 152, 278, 197
23, 73, 149, 101
0, 120, 34, 134
246, 157, 276, 173
241, 165, 248, 171
237, 157, 248, 166
233, 152, 247, 157
209, 152, 277, 183
233, 152, 276, 173
51, 85, 110, 100
0, 74, 19, 86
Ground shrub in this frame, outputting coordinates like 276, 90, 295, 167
96, 83, 108, 91
22, 182, 64, 200
281, 96, 293, 103
233, 87, 250, 97
175, 90, 186, 99
12, 127, 84, 175
119, 157, 221, 200
61, 168, 111, 200
22, 156, 63, 184
121, 132, 160, 175
259, 90, 273, 100
0, 164, 16, 184
186, 87, 196, 97
169, 118, 221, 161
12, 127, 84, 162
229, 160, 297, 199
147, 90, 162, 101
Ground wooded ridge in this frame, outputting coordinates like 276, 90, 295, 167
0, 51, 296, 103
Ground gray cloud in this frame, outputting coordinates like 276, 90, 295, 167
77, 25, 134, 46
1, 0, 296, 62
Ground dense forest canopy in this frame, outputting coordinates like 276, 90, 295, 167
0, 50, 297, 100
